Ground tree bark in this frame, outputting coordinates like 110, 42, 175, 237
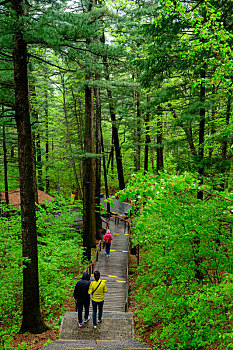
95, 81, 102, 240
101, 33, 125, 190
170, 105, 197, 157
3, 125, 9, 205
197, 68, 206, 200
220, 89, 232, 190
135, 89, 141, 171
31, 132, 38, 204
156, 106, 164, 172
101, 127, 110, 213
61, 74, 82, 198
29, 84, 43, 191
144, 93, 151, 173
11, 0, 47, 333
83, 78, 96, 260
45, 90, 50, 194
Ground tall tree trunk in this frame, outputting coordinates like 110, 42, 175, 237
144, 93, 151, 173
197, 68, 206, 200
71, 87, 83, 199
29, 84, 43, 191
101, 34, 125, 190
95, 81, 102, 240
11, 0, 47, 333
3, 125, 9, 205
82, 1, 96, 259
156, 106, 164, 172
83, 78, 96, 260
220, 89, 232, 190
31, 132, 38, 204
45, 90, 50, 194
135, 90, 141, 171
101, 127, 110, 213
170, 105, 197, 157
61, 75, 82, 198
35, 130, 43, 191
194, 67, 206, 283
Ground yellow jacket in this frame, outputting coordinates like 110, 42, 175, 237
88, 279, 108, 302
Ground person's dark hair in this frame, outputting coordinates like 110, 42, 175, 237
94, 271, 100, 281
82, 272, 90, 281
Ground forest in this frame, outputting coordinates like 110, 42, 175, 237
0, 0, 232, 349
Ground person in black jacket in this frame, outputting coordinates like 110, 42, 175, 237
73, 272, 90, 327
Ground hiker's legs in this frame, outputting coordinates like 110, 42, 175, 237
84, 300, 90, 320
77, 302, 83, 324
98, 301, 104, 322
92, 300, 98, 326
106, 243, 110, 255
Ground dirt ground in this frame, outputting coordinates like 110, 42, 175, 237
0, 189, 54, 209
11, 297, 76, 349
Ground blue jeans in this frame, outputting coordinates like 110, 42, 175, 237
105, 243, 111, 255
92, 300, 104, 326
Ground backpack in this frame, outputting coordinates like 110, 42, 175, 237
104, 233, 112, 244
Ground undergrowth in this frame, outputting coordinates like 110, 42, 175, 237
0, 198, 85, 349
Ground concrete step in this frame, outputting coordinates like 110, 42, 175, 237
42, 339, 151, 349
59, 312, 134, 341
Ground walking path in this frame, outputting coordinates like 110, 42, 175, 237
42, 201, 151, 350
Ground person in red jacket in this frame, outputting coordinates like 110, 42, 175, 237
103, 229, 113, 257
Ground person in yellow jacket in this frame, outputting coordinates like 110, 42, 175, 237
88, 270, 108, 328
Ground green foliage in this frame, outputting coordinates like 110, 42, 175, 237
120, 172, 233, 349
0, 199, 85, 348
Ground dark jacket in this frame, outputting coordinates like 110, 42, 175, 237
73, 272, 90, 304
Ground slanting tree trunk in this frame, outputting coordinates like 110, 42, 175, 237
3, 125, 9, 205
107, 145, 114, 175
144, 93, 151, 173
11, 0, 47, 333
156, 106, 164, 173
95, 81, 102, 240
107, 87, 125, 190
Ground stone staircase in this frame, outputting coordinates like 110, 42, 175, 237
59, 312, 134, 340
42, 214, 151, 350
43, 340, 151, 350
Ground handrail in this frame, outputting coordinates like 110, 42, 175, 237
85, 239, 103, 275
101, 216, 109, 230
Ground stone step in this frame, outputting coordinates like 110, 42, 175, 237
42, 339, 151, 349
59, 312, 135, 341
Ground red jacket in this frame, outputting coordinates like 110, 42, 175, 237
104, 232, 113, 244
